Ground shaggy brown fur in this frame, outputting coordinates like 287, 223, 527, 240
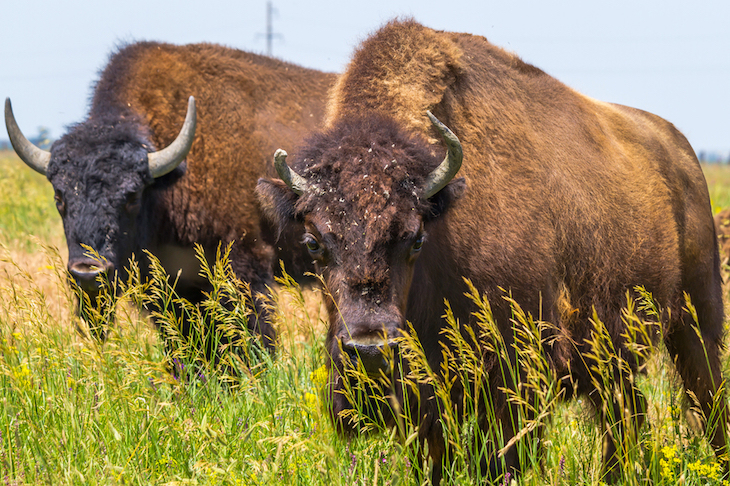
29, 41, 336, 349
257, 19, 726, 482
99, 42, 336, 278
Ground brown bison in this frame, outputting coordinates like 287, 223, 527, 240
257, 19, 728, 483
6, 41, 336, 350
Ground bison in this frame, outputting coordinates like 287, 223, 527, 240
6, 41, 336, 351
256, 19, 728, 483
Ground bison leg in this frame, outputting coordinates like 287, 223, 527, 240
247, 293, 277, 351
414, 437, 444, 486
665, 310, 729, 464
485, 430, 522, 483
481, 403, 537, 484
229, 244, 278, 351
586, 371, 646, 482
668, 231, 730, 463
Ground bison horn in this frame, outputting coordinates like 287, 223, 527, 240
4, 98, 51, 176
423, 111, 463, 199
274, 149, 310, 196
147, 96, 197, 178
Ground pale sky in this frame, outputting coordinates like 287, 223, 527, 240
2, 0, 729, 155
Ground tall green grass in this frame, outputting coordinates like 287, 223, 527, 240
0, 151, 63, 251
334, 282, 728, 485
1, 150, 730, 484
702, 163, 730, 213
0, 243, 416, 485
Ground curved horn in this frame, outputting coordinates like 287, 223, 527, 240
148, 96, 197, 178
423, 111, 463, 199
274, 149, 310, 196
5, 98, 51, 175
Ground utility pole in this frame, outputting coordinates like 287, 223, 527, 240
259, 1, 282, 57
266, 1, 274, 56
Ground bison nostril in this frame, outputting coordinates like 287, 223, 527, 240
68, 261, 114, 292
342, 341, 398, 376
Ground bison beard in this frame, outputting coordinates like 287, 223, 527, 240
6, 41, 336, 359
257, 19, 729, 484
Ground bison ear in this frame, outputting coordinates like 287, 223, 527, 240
256, 177, 300, 235
425, 176, 466, 221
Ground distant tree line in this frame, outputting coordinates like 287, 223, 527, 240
698, 151, 730, 164
0, 126, 53, 151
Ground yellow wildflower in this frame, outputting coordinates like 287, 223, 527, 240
12, 364, 31, 389
660, 445, 681, 481
310, 365, 328, 391
661, 445, 678, 461
304, 392, 320, 412
688, 459, 721, 480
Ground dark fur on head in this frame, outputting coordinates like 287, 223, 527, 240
47, 116, 154, 274
262, 113, 465, 236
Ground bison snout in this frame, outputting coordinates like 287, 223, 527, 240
68, 259, 114, 292
342, 340, 398, 376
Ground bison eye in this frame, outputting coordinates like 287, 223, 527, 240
411, 234, 425, 254
302, 234, 323, 255
54, 190, 66, 216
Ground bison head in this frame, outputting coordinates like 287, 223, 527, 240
256, 112, 464, 382
5, 97, 196, 332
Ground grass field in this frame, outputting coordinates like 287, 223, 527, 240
700, 163, 730, 213
2, 149, 730, 485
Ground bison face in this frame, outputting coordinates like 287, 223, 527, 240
47, 137, 153, 298
302, 213, 427, 376
257, 112, 464, 381
5, 97, 196, 332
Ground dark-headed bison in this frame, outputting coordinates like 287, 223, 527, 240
257, 19, 728, 483
6, 41, 336, 350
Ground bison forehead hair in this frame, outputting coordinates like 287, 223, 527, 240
47, 116, 154, 187
291, 114, 446, 247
